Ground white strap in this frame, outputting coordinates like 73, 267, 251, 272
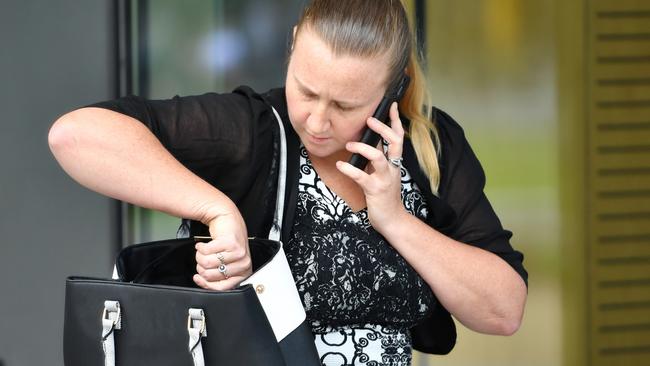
268, 106, 287, 242
101, 300, 121, 366
187, 308, 207, 366
241, 107, 306, 342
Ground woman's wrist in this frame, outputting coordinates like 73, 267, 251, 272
190, 193, 240, 227
373, 206, 412, 239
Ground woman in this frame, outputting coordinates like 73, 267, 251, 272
49, 0, 527, 364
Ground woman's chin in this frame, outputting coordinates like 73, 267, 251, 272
304, 144, 350, 163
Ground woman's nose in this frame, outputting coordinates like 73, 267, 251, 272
306, 103, 331, 134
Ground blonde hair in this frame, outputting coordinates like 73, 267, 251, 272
294, 0, 441, 194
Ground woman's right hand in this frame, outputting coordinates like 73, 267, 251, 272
193, 207, 252, 291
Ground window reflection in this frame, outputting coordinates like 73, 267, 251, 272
130, 0, 304, 241
142, 0, 303, 99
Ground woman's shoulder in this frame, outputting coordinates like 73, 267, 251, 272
428, 106, 486, 198
407, 106, 472, 168
259, 87, 288, 118
220, 85, 289, 125
430, 106, 469, 153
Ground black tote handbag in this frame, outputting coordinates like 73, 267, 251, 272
64, 237, 320, 366
64, 106, 320, 365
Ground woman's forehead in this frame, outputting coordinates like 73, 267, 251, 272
289, 29, 390, 100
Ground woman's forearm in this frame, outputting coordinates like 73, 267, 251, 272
379, 211, 527, 336
48, 107, 236, 224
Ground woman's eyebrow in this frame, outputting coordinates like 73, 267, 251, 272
293, 73, 360, 108
293, 74, 316, 95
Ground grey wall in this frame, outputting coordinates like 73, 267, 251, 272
0, 1, 116, 365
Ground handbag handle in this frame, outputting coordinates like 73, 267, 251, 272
101, 301, 121, 366
100, 301, 209, 366
188, 308, 208, 366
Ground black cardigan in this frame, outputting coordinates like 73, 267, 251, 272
92, 86, 528, 355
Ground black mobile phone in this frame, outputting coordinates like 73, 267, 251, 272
348, 75, 411, 170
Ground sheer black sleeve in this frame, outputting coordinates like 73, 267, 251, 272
88, 86, 278, 237
435, 108, 528, 285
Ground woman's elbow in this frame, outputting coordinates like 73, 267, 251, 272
464, 313, 523, 336
493, 296, 526, 336
48, 112, 77, 156
496, 317, 522, 336
48, 108, 97, 160
482, 292, 527, 336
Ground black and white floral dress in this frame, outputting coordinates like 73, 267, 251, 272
285, 146, 436, 366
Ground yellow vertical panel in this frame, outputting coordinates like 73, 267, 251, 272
556, 0, 590, 365
587, 0, 650, 365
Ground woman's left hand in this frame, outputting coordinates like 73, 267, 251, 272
336, 102, 407, 233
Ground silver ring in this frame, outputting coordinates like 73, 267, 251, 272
216, 252, 225, 265
218, 263, 229, 279
387, 157, 403, 168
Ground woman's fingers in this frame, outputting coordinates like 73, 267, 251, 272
338, 102, 405, 184
386, 102, 404, 159
369, 102, 404, 161
195, 252, 228, 270
193, 235, 252, 290
337, 142, 399, 192
195, 238, 247, 268
195, 259, 250, 282
193, 273, 247, 291
195, 250, 251, 277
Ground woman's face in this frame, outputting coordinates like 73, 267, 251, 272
285, 27, 391, 161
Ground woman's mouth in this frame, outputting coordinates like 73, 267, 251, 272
307, 133, 330, 144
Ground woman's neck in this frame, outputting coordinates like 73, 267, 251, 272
308, 149, 351, 168
307, 148, 368, 212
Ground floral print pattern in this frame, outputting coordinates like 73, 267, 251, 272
286, 146, 435, 365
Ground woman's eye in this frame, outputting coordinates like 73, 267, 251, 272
301, 91, 316, 100
336, 104, 353, 112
